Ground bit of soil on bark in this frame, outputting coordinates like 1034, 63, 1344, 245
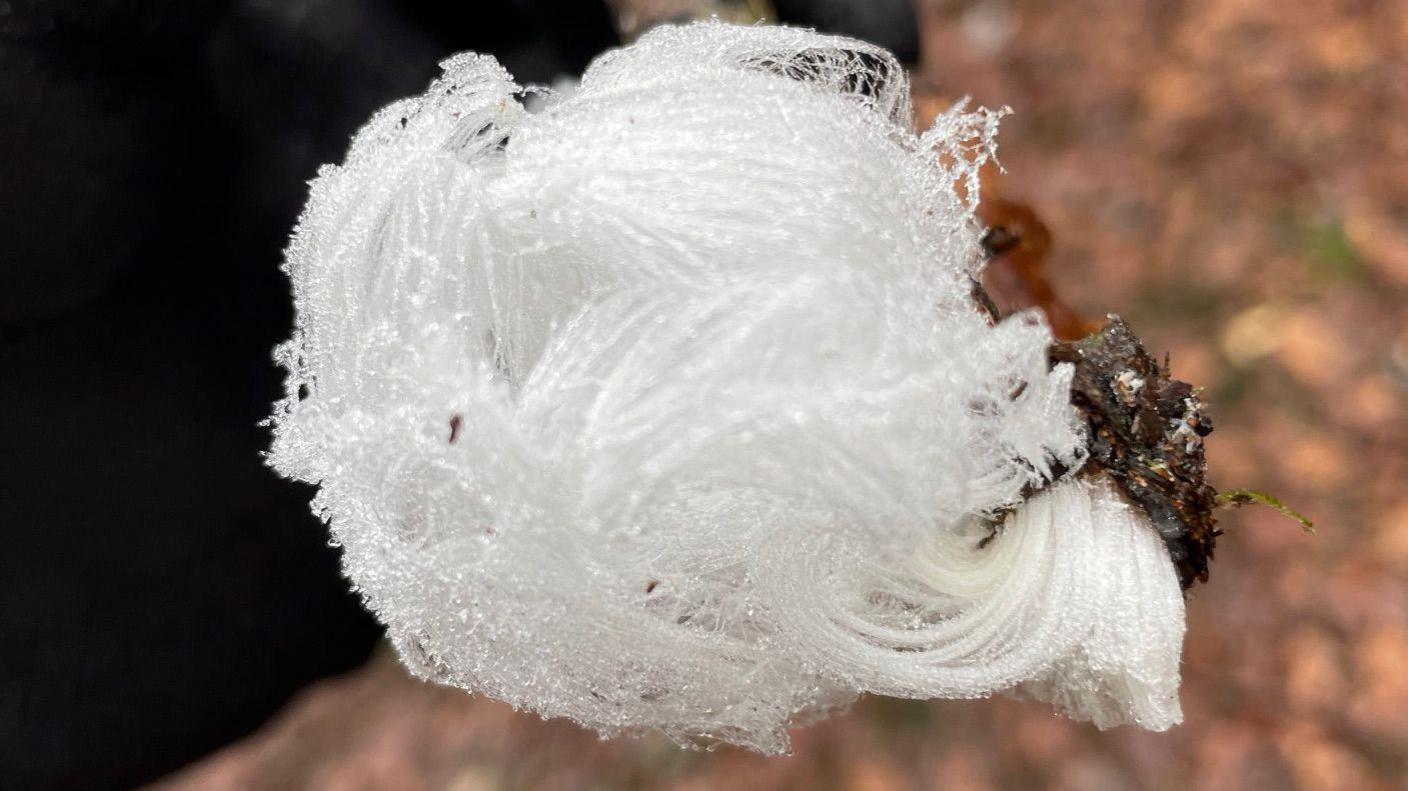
1050, 318, 1220, 589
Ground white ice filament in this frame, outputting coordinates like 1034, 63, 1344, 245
268, 21, 1185, 753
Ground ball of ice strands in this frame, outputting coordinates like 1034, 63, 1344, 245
267, 21, 1185, 754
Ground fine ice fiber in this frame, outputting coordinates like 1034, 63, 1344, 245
267, 21, 1186, 753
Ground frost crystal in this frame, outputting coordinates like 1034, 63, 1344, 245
267, 22, 1185, 753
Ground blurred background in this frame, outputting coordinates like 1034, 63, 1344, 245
1, 0, 1404, 788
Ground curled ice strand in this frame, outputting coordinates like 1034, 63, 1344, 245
267, 21, 1187, 753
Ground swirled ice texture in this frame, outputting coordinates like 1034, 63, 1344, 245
267, 22, 1185, 753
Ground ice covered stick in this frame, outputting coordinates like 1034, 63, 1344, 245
267, 21, 1202, 753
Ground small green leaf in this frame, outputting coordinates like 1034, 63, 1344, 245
1216, 488, 1315, 533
